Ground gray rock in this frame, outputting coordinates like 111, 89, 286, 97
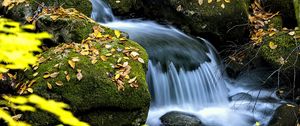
160, 111, 202, 126
268, 103, 299, 126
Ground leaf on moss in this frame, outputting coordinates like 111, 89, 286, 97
27, 88, 33, 93
68, 60, 76, 69
208, 0, 212, 4
114, 30, 121, 38
76, 69, 83, 81
100, 55, 108, 61
268, 41, 278, 49
198, 0, 203, 5
47, 82, 52, 89
66, 74, 70, 82
138, 58, 145, 63
50, 72, 59, 78
55, 81, 63, 86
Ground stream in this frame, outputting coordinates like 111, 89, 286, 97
90, 0, 282, 125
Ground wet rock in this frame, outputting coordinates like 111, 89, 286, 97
268, 103, 299, 126
230, 93, 253, 101
160, 111, 202, 126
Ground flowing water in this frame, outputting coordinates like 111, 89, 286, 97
91, 1, 281, 125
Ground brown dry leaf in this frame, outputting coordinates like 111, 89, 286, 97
66, 74, 71, 82
8, 73, 16, 79
0, 73, 3, 80
55, 81, 63, 86
12, 114, 22, 120
100, 55, 108, 61
28, 79, 36, 87
68, 60, 76, 69
50, 72, 59, 78
105, 44, 112, 49
2, 0, 26, 10
27, 88, 33, 93
47, 82, 52, 89
277, 57, 286, 65
77, 69, 83, 81
137, 58, 145, 63
269, 42, 278, 49
91, 59, 98, 64
50, 15, 59, 21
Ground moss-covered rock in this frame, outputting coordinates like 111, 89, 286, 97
268, 103, 299, 126
36, 14, 97, 44
19, 25, 150, 125
259, 31, 300, 70
106, 0, 249, 43
106, 0, 143, 15
29, 0, 92, 16
262, 0, 297, 28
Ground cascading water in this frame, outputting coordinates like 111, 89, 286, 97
91, 1, 281, 125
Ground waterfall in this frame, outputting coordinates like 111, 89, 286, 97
90, 1, 281, 126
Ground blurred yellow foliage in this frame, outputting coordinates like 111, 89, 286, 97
2, 94, 90, 126
0, 18, 51, 73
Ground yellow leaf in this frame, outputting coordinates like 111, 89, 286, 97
27, 88, 33, 93
68, 60, 76, 69
221, 3, 225, 9
128, 77, 137, 83
66, 74, 70, 82
43, 73, 51, 79
72, 57, 80, 62
33, 72, 39, 77
255, 122, 260, 126
100, 55, 107, 61
208, 0, 212, 3
105, 53, 112, 57
114, 30, 121, 38
47, 82, 52, 89
269, 41, 278, 49
115, 74, 120, 80
224, 0, 230, 3
55, 81, 63, 86
50, 15, 59, 21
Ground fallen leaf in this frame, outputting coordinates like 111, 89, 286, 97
55, 81, 63, 86
33, 72, 39, 77
27, 88, 33, 93
123, 62, 129, 67
105, 44, 112, 49
269, 41, 278, 49
128, 77, 137, 83
137, 58, 145, 63
130, 51, 139, 58
50, 72, 59, 78
198, 0, 203, 5
43, 73, 51, 79
50, 15, 59, 21
91, 59, 98, 64
114, 30, 121, 38
12, 114, 22, 120
105, 53, 112, 56
288, 31, 295, 36
68, 60, 76, 69
47, 82, 52, 89
72, 57, 80, 62
208, 0, 212, 4
115, 74, 121, 80
77, 69, 83, 81
224, 0, 230, 3
66, 74, 70, 82
100, 55, 108, 61
221, 3, 225, 8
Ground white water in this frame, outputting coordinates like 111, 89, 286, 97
91, 1, 281, 125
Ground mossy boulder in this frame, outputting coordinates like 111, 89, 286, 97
268, 103, 299, 126
259, 31, 300, 70
106, 0, 249, 43
0, 0, 92, 22
262, 0, 297, 28
19, 26, 151, 125
106, 0, 143, 15
36, 14, 97, 44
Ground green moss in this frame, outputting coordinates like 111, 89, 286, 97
269, 16, 283, 29
260, 31, 300, 70
20, 30, 150, 125
29, 0, 92, 16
